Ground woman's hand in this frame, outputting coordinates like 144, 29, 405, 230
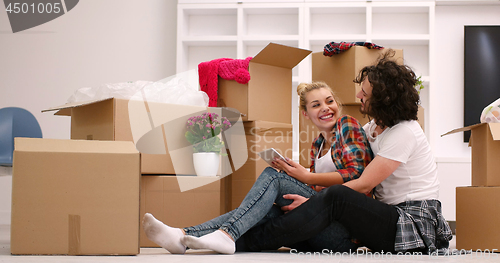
281, 194, 309, 213
272, 158, 312, 184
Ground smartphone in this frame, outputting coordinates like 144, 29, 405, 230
258, 148, 291, 166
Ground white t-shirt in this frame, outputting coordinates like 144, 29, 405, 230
314, 142, 337, 174
363, 120, 439, 205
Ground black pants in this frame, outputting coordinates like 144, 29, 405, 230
237, 185, 400, 253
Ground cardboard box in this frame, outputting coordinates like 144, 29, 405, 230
312, 47, 404, 105
298, 105, 370, 168
229, 121, 293, 210
442, 123, 500, 186
10, 138, 140, 255
218, 43, 312, 124
140, 175, 224, 247
456, 186, 500, 251
43, 98, 219, 175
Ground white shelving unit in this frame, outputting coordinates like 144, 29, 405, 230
177, 1, 435, 159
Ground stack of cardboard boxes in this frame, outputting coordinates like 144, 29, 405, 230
10, 43, 312, 254
443, 123, 500, 251
217, 43, 312, 210
39, 99, 227, 249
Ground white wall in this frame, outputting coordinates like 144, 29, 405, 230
0, 0, 178, 225
433, 4, 500, 221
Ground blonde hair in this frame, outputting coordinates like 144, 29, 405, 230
297, 81, 342, 113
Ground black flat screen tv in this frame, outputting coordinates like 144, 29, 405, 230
464, 25, 500, 142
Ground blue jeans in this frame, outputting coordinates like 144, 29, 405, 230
183, 167, 358, 252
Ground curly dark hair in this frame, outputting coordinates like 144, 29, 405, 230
354, 50, 420, 128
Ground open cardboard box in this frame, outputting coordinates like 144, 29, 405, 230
312, 47, 404, 105
442, 123, 500, 186
43, 99, 246, 178
10, 138, 140, 255
218, 43, 312, 124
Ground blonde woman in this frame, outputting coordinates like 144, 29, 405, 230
143, 82, 373, 254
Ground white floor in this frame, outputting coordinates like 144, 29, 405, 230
0, 224, 497, 263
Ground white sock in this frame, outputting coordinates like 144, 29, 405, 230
182, 230, 235, 254
142, 213, 186, 254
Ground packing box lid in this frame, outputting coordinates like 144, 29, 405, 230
14, 136, 139, 153
251, 42, 312, 69
42, 98, 116, 116
441, 123, 500, 144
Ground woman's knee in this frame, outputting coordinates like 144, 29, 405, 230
320, 185, 355, 203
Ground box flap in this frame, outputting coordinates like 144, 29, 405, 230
251, 43, 311, 69
440, 123, 487, 137
244, 120, 293, 130
489, 123, 500, 141
42, 98, 115, 116
15, 137, 138, 154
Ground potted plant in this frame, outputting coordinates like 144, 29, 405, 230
185, 112, 231, 176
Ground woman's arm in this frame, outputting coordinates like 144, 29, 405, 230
343, 155, 400, 194
273, 158, 344, 186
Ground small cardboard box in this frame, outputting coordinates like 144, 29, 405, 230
456, 186, 500, 251
442, 123, 500, 186
312, 47, 404, 105
218, 43, 312, 124
140, 175, 224, 247
10, 138, 140, 255
229, 121, 293, 210
43, 98, 212, 175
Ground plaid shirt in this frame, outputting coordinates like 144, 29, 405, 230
310, 115, 373, 182
394, 200, 453, 253
323, 41, 384, 56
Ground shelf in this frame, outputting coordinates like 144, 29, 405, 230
178, 1, 434, 99
243, 7, 300, 36
372, 6, 430, 35
182, 36, 239, 43
308, 6, 366, 35
181, 8, 238, 37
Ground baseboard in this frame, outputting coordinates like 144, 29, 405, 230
0, 211, 10, 225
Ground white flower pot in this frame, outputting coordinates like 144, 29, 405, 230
193, 152, 220, 177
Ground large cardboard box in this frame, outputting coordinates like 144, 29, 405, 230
456, 186, 500, 251
312, 47, 404, 105
442, 123, 500, 186
298, 105, 370, 168
10, 138, 140, 255
140, 175, 224, 247
230, 121, 293, 210
218, 43, 312, 124
42, 99, 226, 175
